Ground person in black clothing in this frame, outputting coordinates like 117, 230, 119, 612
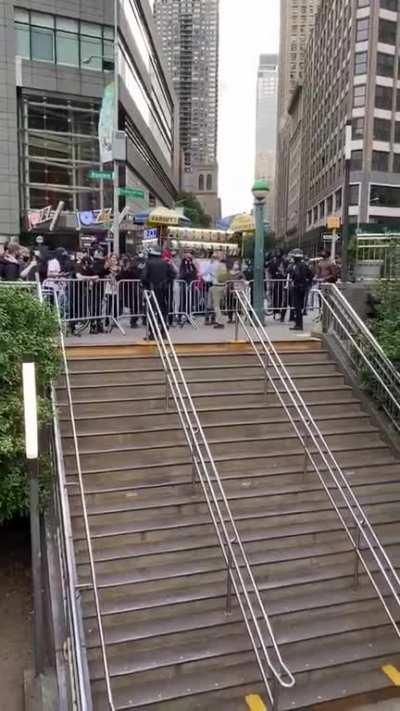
141, 248, 175, 339
117, 255, 143, 328
0, 243, 21, 280
178, 252, 197, 323
288, 249, 313, 332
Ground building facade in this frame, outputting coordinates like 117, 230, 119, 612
154, 0, 220, 224
0, 0, 178, 247
300, 0, 400, 251
255, 54, 278, 229
275, 0, 319, 241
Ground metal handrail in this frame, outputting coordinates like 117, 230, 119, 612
319, 284, 400, 429
51, 290, 115, 711
143, 290, 295, 708
235, 289, 400, 638
50, 385, 93, 711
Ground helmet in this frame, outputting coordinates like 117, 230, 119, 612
290, 248, 304, 259
148, 247, 161, 257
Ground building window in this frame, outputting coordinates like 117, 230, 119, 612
370, 184, 400, 206
14, 8, 114, 71
313, 205, 318, 222
319, 201, 325, 219
380, 0, 399, 11
307, 210, 312, 226
327, 195, 333, 214
356, 18, 369, 43
357, 0, 370, 5
378, 19, 397, 45
372, 151, 389, 171
335, 188, 342, 210
351, 150, 363, 170
374, 118, 392, 141
375, 85, 393, 110
206, 174, 212, 191
353, 85, 367, 108
377, 52, 395, 77
393, 154, 400, 172
198, 174, 204, 191
354, 52, 368, 75
395, 122, 400, 142
350, 184, 360, 206
352, 117, 365, 139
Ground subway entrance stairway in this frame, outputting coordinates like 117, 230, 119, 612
56, 337, 400, 710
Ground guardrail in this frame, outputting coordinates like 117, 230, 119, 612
143, 289, 295, 709
51, 289, 115, 710
234, 288, 400, 641
319, 284, 400, 432
41, 276, 319, 334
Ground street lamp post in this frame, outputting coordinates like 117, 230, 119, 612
341, 120, 352, 282
252, 179, 270, 324
22, 358, 44, 676
112, 0, 120, 256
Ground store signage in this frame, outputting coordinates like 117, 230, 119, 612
28, 206, 52, 230
28, 202, 64, 232
88, 170, 114, 181
76, 209, 112, 229
144, 228, 158, 241
118, 187, 145, 199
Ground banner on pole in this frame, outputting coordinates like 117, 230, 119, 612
98, 82, 115, 164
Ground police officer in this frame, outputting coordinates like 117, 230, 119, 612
141, 248, 175, 338
288, 249, 313, 332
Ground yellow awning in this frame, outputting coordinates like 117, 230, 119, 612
148, 207, 188, 226
229, 213, 255, 233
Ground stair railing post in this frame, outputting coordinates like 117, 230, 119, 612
353, 521, 363, 589
225, 547, 233, 615
234, 301, 239, 342
303, 420, 310, 477
271, 675, 280, 711
165, 371, 170, 411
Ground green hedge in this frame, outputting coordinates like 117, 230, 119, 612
371, 281, 400, 364
0, 287, 60, 523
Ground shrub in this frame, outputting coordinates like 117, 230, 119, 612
0, 287, 60, 523
371, 280, 400, 364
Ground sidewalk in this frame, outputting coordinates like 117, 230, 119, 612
65, 313, 321, 347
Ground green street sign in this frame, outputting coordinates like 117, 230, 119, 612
118, 187, 145, 199
88, 170, 114, 180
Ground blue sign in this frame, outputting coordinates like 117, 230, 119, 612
144, 228, 158, 241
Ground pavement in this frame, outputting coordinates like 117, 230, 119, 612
65, 313, 321, 347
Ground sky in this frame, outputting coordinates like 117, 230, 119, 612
218, 0, 280, 217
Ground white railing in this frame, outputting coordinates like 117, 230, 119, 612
320, 283, 400, 431
235, 288, 400, 640
144, 289, 295, 709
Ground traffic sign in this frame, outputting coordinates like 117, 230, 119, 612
88, 170, 114, 180
118, 187, 146, 199
327, 215, 341, 230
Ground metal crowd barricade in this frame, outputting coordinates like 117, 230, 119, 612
42, 278, 124, 334
116, 279, 145, 327
189, 280, 252, 321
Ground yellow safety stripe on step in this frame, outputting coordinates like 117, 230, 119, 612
245, 694, 267, 711
382, 664, 400, 686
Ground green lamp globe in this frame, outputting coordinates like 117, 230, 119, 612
252, 178, 270, 201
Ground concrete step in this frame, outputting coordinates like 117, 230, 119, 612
59, 399, 364, 435
57, 372, 346, 402
64, 427, 383, 472
68, 360, 340, 386
65, 413, 374, 452
66, 349, 329, 374
62, 413, 373, 452
85, 598, 398, 674
70, 474, 400, 527
66, 445, 395, 496
57, 384, 357, 416
72, 495, 400, 550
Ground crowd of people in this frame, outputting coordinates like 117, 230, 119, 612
0, 238, 338, 334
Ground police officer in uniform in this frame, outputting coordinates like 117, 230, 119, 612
142, 248, 175, 339
288, 249, 313, 332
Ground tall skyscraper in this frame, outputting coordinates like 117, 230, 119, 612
154, 0, 220, 223
255, 54, 278, 227
275, 0, 319, 239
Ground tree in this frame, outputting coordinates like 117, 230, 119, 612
176, 191, 212, 228
0, 288, 60, 523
